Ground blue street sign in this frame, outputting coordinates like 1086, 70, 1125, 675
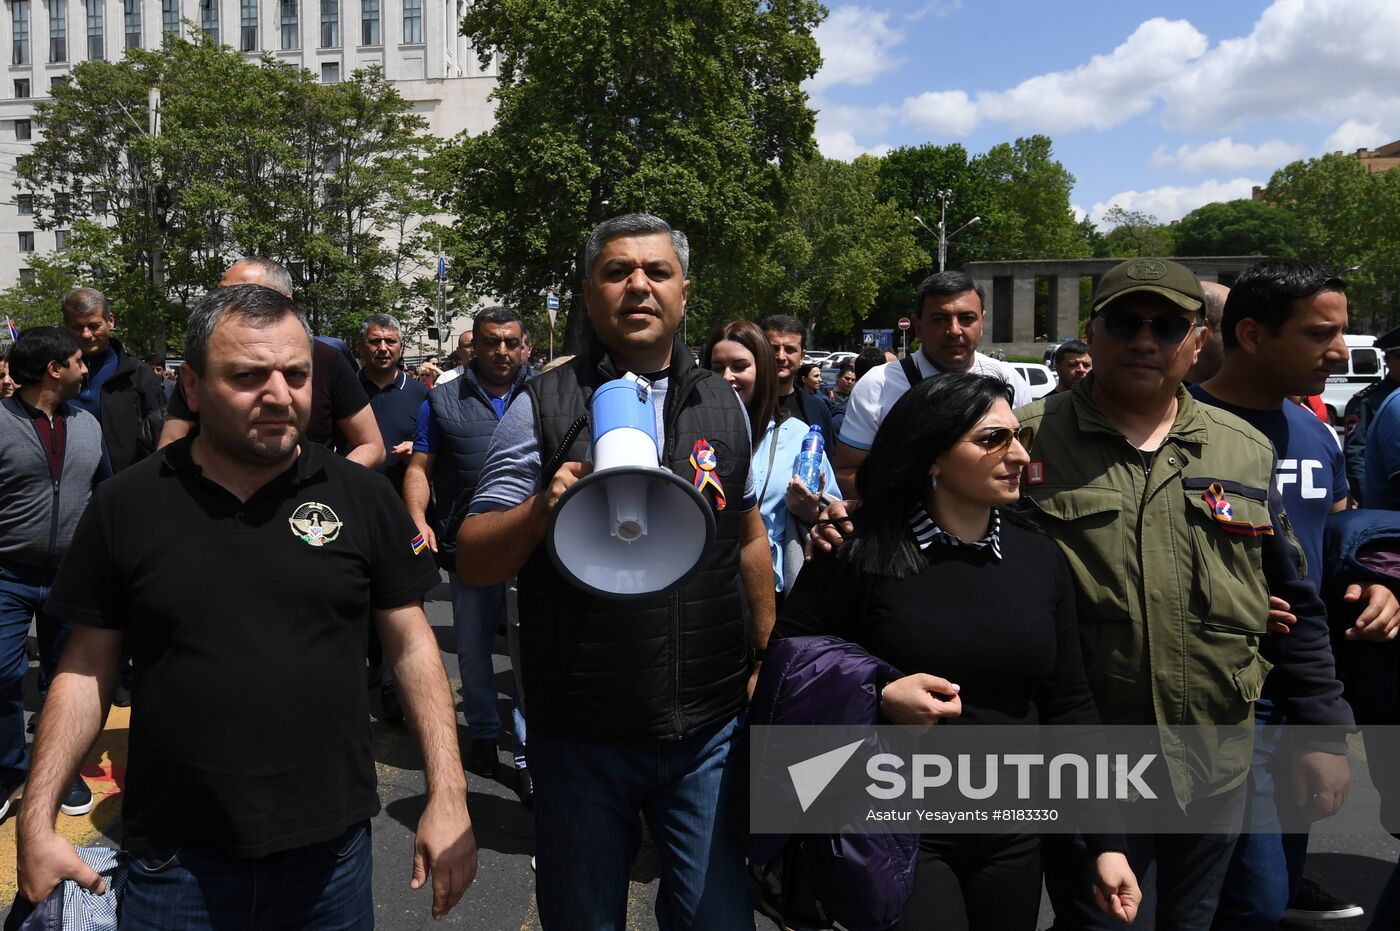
546, 293, 560, 310
437, 255, 446, 279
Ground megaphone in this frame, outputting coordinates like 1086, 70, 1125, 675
547, 375, 717, 598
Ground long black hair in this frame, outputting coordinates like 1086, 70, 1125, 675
841, 372, 1014, 578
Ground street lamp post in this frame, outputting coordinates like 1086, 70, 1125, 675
914, 190, 980, 272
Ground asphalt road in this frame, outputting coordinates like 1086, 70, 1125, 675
3, 569, 1397, 930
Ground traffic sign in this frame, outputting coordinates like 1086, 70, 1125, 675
897, 317, 911, 331
546, 293, 560, 310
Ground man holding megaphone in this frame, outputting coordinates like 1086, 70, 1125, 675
459, 214, 773, 930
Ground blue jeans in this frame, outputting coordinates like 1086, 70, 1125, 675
0, 564, 66, 776
450, 576, 517, 744
1210, 698, 1307, 930
530, 714, 753, 931
120, 821, 373, 930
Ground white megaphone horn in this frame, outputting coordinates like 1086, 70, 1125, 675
546, 374, 717, 598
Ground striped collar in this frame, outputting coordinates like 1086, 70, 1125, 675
908, 505, 1003, 561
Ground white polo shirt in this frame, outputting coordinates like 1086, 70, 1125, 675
837, 351, 1033, 451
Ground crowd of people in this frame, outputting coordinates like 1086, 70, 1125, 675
0, 213, 1398, 931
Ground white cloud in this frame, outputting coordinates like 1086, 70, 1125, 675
1322, 119, 1391, 154
1070, 204, 1087, 223
1089, 177, 1261, 226
817, 130, 892, 162
974, 18, 1209, 134
807, 6, 905, 94
901, 91, 979, 136
1150, 137, 1305, 173
1162, 0, 1400, 132
905, 0, 961, 23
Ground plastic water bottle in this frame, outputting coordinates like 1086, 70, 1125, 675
793, 425, 825, 495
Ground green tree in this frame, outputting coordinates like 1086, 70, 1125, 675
1096, 206, 1175, 258
973, 135, 1088, 261
1172, 199, 1298, 257
441, 0, 824, 352
766, 155, 927, 339
9, 36, 436, 353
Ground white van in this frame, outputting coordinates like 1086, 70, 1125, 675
1319, 335, 1382, 425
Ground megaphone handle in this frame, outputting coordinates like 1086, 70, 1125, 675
542, 414, 591, 480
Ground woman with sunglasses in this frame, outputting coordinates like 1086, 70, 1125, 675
774, 372, 1138, 931
702, 320, 840, 599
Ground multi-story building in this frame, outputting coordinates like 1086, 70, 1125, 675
0, 0, 499, 290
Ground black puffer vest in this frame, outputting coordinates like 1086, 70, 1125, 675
518, 336, 753, 739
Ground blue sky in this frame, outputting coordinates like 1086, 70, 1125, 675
808, 0, 1400, 227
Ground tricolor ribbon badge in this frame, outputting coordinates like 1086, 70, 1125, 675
411, 532, 429, 555
690, 438, 726, 511
4, 317, 17, 341
1203, 482, 1273, 537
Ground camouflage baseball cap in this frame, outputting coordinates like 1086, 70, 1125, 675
1092, 258, 1205, 315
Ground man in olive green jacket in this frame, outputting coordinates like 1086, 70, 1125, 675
1017, 259, 1353, 931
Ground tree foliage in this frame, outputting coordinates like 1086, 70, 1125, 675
441, 0, 824, 350
764, 155, 926, 335
1172, 199, 1298, 258
1095, 206, 1176, 258
7, 35, 437, 355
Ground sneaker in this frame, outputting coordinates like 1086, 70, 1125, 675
60, 777, 94, 817
1283, 878, 1364, 921
0, 771, 23, 821
111, 683, 132, 708
467, 739, 497, 779
516, 767, 534, 810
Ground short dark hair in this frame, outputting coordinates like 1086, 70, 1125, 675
358, 313, 402, 343
1222, 260, 1348, 351
473, 305, 529, 343
837, 360, 856, 378
60, 287, 112, 322
583, 214, 689, 280
7, 326, 82, 386
760, 315, 806, 351
1052, 340, 1090, 367
914, 271, 984, 318
185, 284, 310, 375
854, 347, 887, 380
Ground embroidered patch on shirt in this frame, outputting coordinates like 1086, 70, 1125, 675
1027, 460, 1046, 485
289, 502, 343, 547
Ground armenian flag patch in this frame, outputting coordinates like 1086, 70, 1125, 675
411, 532, 429, 555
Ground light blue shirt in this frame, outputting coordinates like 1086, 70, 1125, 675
753, 416, 840, 592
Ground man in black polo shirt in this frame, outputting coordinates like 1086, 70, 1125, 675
17, 285, 477, 926
157, 257, 384, 471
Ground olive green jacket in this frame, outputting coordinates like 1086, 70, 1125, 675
1016, 376, 1342, 805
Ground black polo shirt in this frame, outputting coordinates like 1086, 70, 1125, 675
358, 368, 430, 489
46, 437, 439, 857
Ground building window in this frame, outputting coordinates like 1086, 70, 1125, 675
48, 0, 65, 62
85, 0, 101, 58
14, 118, 31, 140
17, 194, 33, 214
360, 0, 377, 45
50, 75, 66, 92
161, 0, 177, 34
321, 61, 338, 83
54, 229, 68, 249
402, 0, 420, 43
12, 0, 29, 65
199, 0, 217, 42
318, 0, 336, 47
14, 78, 30, 98
123, 0, 138, 46
279, 0, 296, 49
239, 0, 255, 49
18, 231, 34, 252
54, 191, 70, 213
19, 268, 34, 285
90, 191, 106, 212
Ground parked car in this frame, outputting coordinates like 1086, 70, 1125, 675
1010, 362, 1056, 400
1319, 334, 1382, 425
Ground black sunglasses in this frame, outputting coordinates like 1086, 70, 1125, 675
1098, 309, 1199, 345
969, 425, 1034, 457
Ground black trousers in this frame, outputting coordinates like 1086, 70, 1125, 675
894, 832, 1041, 931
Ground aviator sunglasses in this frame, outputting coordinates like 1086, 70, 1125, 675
968, 425, 1034, 458
1097, 309, 1200, 345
